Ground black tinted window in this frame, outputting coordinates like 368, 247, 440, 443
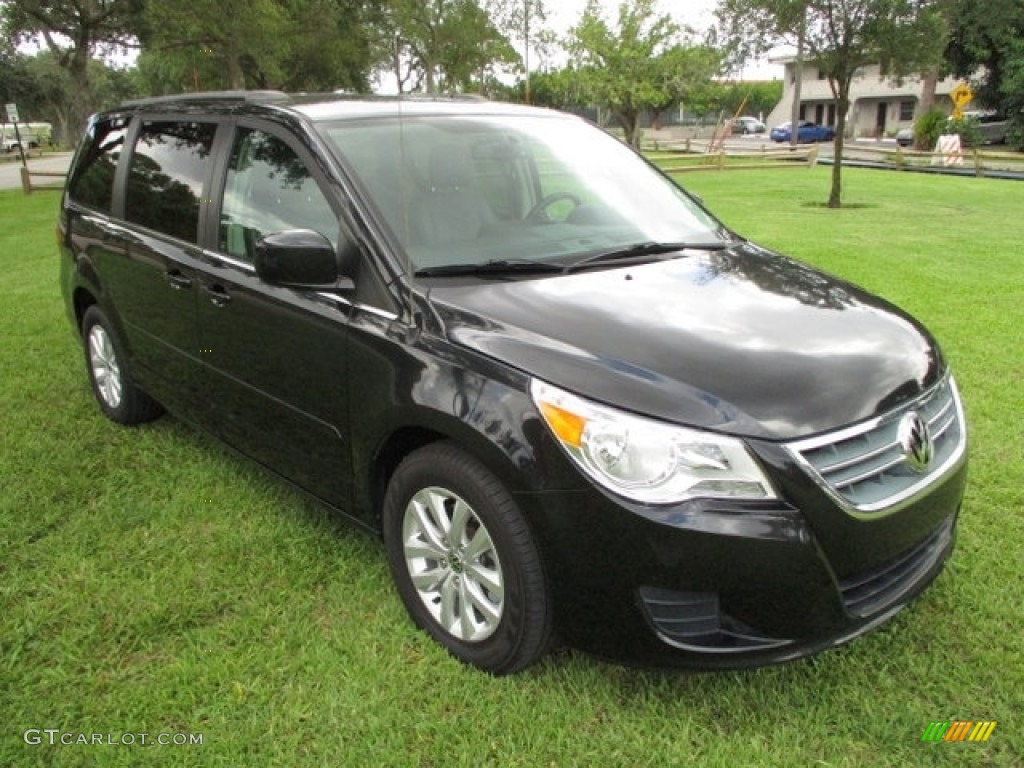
68, 118, 127, 212
219, 128, 337, 263
125, 121, 217, 243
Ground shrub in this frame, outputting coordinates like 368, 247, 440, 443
913, 108, 947, 149
945, 115, 983, 148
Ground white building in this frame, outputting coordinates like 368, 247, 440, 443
766, 59, 964, 137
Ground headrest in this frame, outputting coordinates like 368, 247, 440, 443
429, 143, 474, 191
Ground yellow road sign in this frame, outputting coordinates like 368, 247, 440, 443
950, 83, 973, 118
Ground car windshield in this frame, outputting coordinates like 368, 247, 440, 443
316, 113, 728, 272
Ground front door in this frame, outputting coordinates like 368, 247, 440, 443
876, 103, 888, 136
196, 124, 353, 506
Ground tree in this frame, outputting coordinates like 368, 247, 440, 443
649, 44, 722, 129
137, 0, 374, 94
377, 0, 518, 94
1, 0, 144, 139
945, 0, 1024, 148
568, 0, 716, 146
717, 0, 946, 207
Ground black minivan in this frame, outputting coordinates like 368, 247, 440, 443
59, 92, 967, 674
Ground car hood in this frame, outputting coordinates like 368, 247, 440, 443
426, 243, 943, 440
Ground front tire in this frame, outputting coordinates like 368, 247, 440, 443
382, 442, 552, 674
81, 306, 163, 425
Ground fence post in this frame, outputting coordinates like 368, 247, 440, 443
807, 145, 819, 167
20, 166, 32, 195
974, 149, 983, 178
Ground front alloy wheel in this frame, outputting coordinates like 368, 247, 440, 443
383, 442, 552, 674
402, 486, 505, 643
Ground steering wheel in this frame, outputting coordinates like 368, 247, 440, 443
526, 192, 582, 223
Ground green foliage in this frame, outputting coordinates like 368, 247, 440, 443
913, 109, 984, 150
138, 0, 375, 93
945, 114, 983, 148
913, 107, 948, 149
945, 0, 1024, 149
377, 0, 520, 94
567, 0, 721, 146
700, 80, 784, 119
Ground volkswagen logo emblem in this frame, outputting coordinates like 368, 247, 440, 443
898, 412, 934, 473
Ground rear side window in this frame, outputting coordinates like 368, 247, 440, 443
125, 121, 217, 243
68, 117, 128, 212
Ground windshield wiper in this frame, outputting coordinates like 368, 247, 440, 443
415, 259, 565, 278
564, 240, 732, 273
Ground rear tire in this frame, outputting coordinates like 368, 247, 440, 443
81, 306, 163, 425
382, 442, 552, 674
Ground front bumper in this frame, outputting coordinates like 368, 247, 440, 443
517, 454, 965, 669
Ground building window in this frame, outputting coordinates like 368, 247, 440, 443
899, 101, 915, 121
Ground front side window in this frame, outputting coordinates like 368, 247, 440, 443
125, 121, 217, 243
219, 128, 338, 263
68, 117, 128, 212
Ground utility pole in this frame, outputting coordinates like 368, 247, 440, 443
524, 0, 531, 104
790, 17, 804, 147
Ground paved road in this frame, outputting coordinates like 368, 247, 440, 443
0, 152, 73, 191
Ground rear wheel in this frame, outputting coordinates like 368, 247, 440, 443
382, 442, 552, 674
81, 306, 163, 425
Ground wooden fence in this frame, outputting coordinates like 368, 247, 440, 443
643, 139, 820, 173
20, 166, 66, 194
642, 137, 1024, 178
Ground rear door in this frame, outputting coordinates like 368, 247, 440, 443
95, 117, 220, 409
194, 121, 353, 505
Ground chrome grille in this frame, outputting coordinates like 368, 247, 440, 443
787, 377, 966, 516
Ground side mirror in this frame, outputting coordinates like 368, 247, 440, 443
254, 229, 354, 290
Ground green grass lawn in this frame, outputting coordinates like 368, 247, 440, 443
2, 169, 1022, 767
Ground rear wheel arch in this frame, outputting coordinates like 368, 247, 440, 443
72, 287, 99, 335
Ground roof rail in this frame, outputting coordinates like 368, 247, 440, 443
120, 90, 290, 108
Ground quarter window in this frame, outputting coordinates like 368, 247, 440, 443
68, 117, 127, 212
219, 128, 338, 263
125, 121, 217, 243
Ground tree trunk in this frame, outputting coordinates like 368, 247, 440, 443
226, 41, 245, 90
828, 93, 851, 209
918, 67, 939, 116
66, 46, 93, 147
617, 110, 640, 147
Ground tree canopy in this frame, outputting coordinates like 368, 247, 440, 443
2, 0, 144, 139
567, 0, 721, 146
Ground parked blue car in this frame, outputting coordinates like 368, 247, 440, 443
770, 120, 836, 143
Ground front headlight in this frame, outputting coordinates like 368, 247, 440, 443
530, 379, 777, 505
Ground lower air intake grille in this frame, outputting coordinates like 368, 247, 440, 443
639, 587, 789, 652
839, 516, 955, 618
